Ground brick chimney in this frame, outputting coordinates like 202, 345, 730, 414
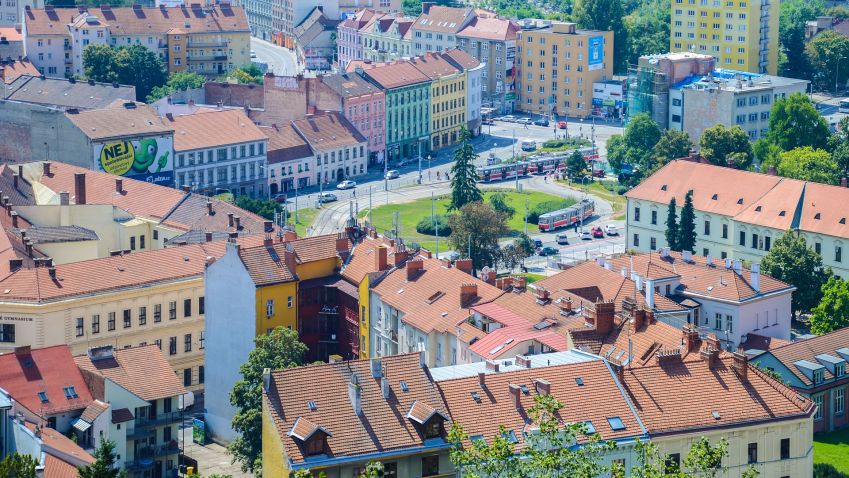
533, 378, 550, 395
392, 248, 407, 267
263, 220, 273, 233
406, 258, 424, 280
455, 258, 473, 275
478, 371, 486, 387
460, 283, 478, 307
10, 211, 18, 228
14, 345, 31, 356
485, 359, 499, 372
682, 326, 701, 353
700, 347, 719, 370
206, 200, 213, 215
705, 333, 721, 351
283, 244, 297, 275
234, 216, 241, 230
559, 296, 573, 315
767, 165, 777, 176
283, 230, 297, 242
515, 355, 532, 368
115, 178, 123, 194
508, 384, 522, 409
535, 286, 551, 303
482, 268, 496, 285
588, 301, 615, 335
205, 232, 213, 242
42, 161, 51, 176
336, 233, 349, 253
632, 308, 647, 332
514, 275, 527, 291
731, 347, 749, 382
74, 172, 86, 204
263, 234, 273, 247
227, 212, 234, 227
375, 244, 388, 271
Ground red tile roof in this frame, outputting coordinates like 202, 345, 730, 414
239, 234, 347, 286
760, 326, 849, 386
412, 6, 473, 34
292, 112, 367, 152
599, 317, 692, 367
167, 109, 267, 152
355, 60, 431, 89
40, 426, 95, 467
80, 399, 109, 423
65, 102, 173, 140
1, 60, 40, 84
340, 235, 400, 284
456, 16, 519, 41
468, 301, 569, 359
74, 344, 186, 401
0, 345, 93, 417
260, 124, 314, 165
409, 52, 462, 79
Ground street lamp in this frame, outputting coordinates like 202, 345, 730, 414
838, 57, 847, 94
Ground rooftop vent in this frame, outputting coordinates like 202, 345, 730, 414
737, 198, 743, 205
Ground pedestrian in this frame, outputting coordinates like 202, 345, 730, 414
544, 175, 547, 183
437, 171, 441, 180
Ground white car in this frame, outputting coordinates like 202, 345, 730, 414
385, 170, 401, 179
556, 233, 569, 245
336, 180, 357, 190
580, 230, 593, 240
250, 50, 257, 58
317, 192, 338, 203
604, 224, 619, 236
499, 115, 517, 122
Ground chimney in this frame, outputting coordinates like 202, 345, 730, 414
634, 274, 643, 292
478, 371, 486, 387
263, 234, 273, 247
234, 216, 241, 230
115, 178, 123, 194
14, 345, 31, 356
515, 355, 532, 368
283, 243, 297, 274
48, 267, 56, 279
375, 244, 388, 271
206, 200, 213, 215
733, 259, 742, 273
381, 376, 391, 399
514, 275, 527, 291
25, 240, 32, 257
13, 174, 18, 189
419, 349, 427, 368
460, 283, 478, 307
370, 358, 383, 378
535, 287, 551, 303
10, 211, 18, 228
508, 384, 522, 409
455, 258, 473, 275
205, 232, 213, 242
181, 185, 191, 193
705, 334, 721, 352
682, 250, 692, 262
767, 165, 777, 176
683, 326, 701, 352
842, 177, 848, 188
731, 347, 749, 382
263, 220, 273, 233
59, 191, 70, 206
406, 259, 424, 280
591, 301, 615, 335
645, 279, 655, 308
227, 212, 234, 227
262, 368, 271, 391
559, 296, 573, 315
74, 172, 86, 204
725, 257, 732, 269
42, 161, 51, 176
483, 269, 496, 285
284, 230, 298, 242
533, 378, 550, 395
632, 308, 647, 332
485, 360, 500, 372
700, 347, 719, 370
393, 248, 407, 267
750, 263, 760, 293
348, 376, 362, 416
336, 233, 349, 253
421, 1, 434, 13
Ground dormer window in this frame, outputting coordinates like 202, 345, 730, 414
305, 434, 326, 456
813, 369, 824, 384
407, 400, 448, 440
424, 417, 444, 439
288, 417, 332, 457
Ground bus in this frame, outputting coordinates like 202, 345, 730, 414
476, 162, 530, 183
538, 199, 595, 232
840, 99, 849, 113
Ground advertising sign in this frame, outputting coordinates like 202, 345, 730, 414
588, 36, 604, 71
192, 418, 206, 444
94, 136, 173, 186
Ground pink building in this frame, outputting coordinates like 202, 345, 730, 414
260, 124, 315, 196
321, 71, 387, 165
337, 9, 379, 69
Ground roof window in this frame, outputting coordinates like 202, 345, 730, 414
38, 391, 48, 403
815, 213, 821, 220
63, 386, 78, 399
400, 381, 409, 392
660, 185, 667, 191
841, 218, 846, 225
779, 210, 786, 216
755, 206, 761, 212
575, 377, 584, 386
607, 416, 625, 431
470, 391, 481, 402
711, 411, 721, 420
307, 400, 317, 411
737, 198, 743, 205
711, 194, 718, 200
583, 421, 596, 434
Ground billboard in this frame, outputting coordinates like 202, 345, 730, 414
588, 36, 604, 71
94, 136, 174, 186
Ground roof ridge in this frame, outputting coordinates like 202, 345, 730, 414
747, 362, 814, 413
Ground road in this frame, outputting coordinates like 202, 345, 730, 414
250, 38, 298, 76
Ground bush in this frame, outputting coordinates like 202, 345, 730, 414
416, 215, 452, 236
616, 185, 630, 195
527, 199, 576, 224
540, 138, 591, 151
814, 463, 849, 478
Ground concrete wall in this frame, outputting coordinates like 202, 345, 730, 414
0, 101, 90, 165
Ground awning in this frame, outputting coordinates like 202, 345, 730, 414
72, 418, 91, 432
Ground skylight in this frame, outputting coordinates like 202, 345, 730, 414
575, 377, 584, 386
502, 430, 517, 443
607, 416, 625, 431
470, 391, 481, 402
712, 411, 721, 420
400, 381, 409, 392
63, 386, 78, 399
519, 385, 530, 395
737, 198, 743, 205
38, 391, 48, 403
470, 434, 485, 443
583, 421, 596, 434
711, 194, 718, 200
307, 400, 317, 411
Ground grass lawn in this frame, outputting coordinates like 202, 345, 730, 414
814, 428, 849, 475
558, 179, 627, 219
501, 272, 546, 283
359, 190, 571, 251
283, 207, 318, 238
538, 137, 591, 153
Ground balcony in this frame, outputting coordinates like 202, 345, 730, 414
126, 427, 156, 440
134, 411, 182, 429
125, 443, 180, 470
187, 40, 229, 48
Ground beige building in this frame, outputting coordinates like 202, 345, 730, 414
515, 20, 613, 119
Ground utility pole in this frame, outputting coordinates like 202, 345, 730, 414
511, 127, 515, 159
524, 198, 529, 235
432, 191, 439, 257
369, 186, 373, 226
294, 177, 299, 223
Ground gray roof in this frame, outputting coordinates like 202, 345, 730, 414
321, 72, 383, 98
4, 75, 136, 109
0, 41, 24, 60
17, 226, 98, 244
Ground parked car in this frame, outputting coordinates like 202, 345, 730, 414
499, 115, 517, 122
580, 230, 593, 240
558, 121, 568, 129
533, 118, 549, 127
250, 50, 257, 58
317, 192, 338, 203
605, 224, 619, 236
336, 180, 357, 190
591, 226, 604, 238
385, 170, 401, 179
271, 193, 288, 203
516, 118, 533, 125
482, 117, 495, 125
538, 246, 559, 256
397, 157, 416, 166
533, 239, 544, 249
593, 169, 606, 178
556, 233, 569, 245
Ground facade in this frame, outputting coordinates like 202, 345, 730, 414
410, 4, 475, 56
359, 13, 413, 64
669, 69, 808, 143
410, 51, 465, 150
752, 327, 849, 433
166, 108, 269, 197
0, 0, 41, 26
23, 4, 250, 79
456, 15, 518, 114
322, 71, 387, 164
294, 7, 340, 71
292, 112, 370, 185
261, 123, 315, 196
669, 0, 779, 74
625, 159, 849, 279
74, 344, 188, 478
0, 26, 25, 60
443, 47, 484, 136
336, 9, 378, 68
243, 0, 273, 40
338, 0, 402, 16
515, 20, 614, 119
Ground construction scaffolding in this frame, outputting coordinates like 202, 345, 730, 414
626, 64, 669, 129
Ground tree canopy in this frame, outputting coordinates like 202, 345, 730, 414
147, 71, 206, 102
699, 124, 754, 169
78, 440, 126, 478
763, 93, 831, 152
0, 453, 38, 478
449, 128, 482, 211
811, 276, 849, 334
779, 0, 825, 78
776, 147, 840, 184
664, 198, 679, 252
806, 30, 849, 91
82, 44, 167, 102
761, 231, 832, 317
654, 130, 693, 166
605, 113, 662, 177
677, 191, 697, 253
448, 202, 507, 273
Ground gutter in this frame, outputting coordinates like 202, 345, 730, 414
289, 440, 453, 470
646, 409, 815, 439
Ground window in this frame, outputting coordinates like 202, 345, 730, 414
814, 369, 824, 384
752, 233, 759, 249
607, 417, 626, 431
75, 317, 84, 337
288, 296, 294, 308
154, 304, 162, 322
747, 443, 757, 464
715, 312, 722, 330
633, 233, 640, 247
774, 437, 790, 461
140, 235, 145, 250
155, 339, 162, 350
836, 387, 845, 415
634, 207, 641, 222
108, 312, 116, 331
665, 453, 681, 473
704, 220, 710, 236
169, 337, 177, 356
169, 301, 177, 320
123, 309, 131, 328
424, 418, 443, 439
198, 296, 205, 315
184, 298, 192, 318
837, 362, 846, 378
650, 237, 657, 250
184, 333, 192, 353
130, 236, 136, 251
815, 242, 822, 255
837, 245, 843, 263
726, 314, 733, 333
814, 394, 824, 420
421, 456, 440, 477
739, 231, 746, 246
184, 368, 192, 386
91, 315, 100, 334
651, 210, 657, 225
198, 365, 205, 384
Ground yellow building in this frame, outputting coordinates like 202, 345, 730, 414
669, 0, 779, 74
411, 51, 467, 150
515, 21, 614, 119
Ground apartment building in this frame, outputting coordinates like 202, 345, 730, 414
410, 3, 475, 56
457, 15, 519, 114
515, 20, 614, 119
625, 159, 849, 279
337, 9, 378, 68
74, 345, 187, 478
0, 0, 41, 26
443, 48, 484, 136
322, 71, 387, 164
410, 51, 466, 150
292, 112, 369, 185
261, 123, 315, 196
669, 69, 808, 143
338, 0, 402, 16
360, 13, 414, 64
23, 4, 250, 79
242, 0, 273, 40
669, 0, 779, 74
166, 108, 268, 197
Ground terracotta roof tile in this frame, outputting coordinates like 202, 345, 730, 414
1, 60, 40, 84
66, 101, 173, 140
291, 112, 367, 152
167, 109, 266, 152
599, 318, 691, 367
439, 48, 481, 70
74, 344, 187, 401
762, 326, 849, 386
239, 234, 346, 286
409, 52, 462, 79
111, 408, 134, 423
412, 6, 473, 34
44, 453, 87, 478
355, 60, 431, 89
0, 345, 94, 416
456, 16, 519, 41
260, 124, 313, 165
80, 399, 110, 423
340, 236, 398, 284
321, 72, 385, 99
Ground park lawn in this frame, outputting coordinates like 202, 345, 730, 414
539, 137, 591, 153
558, 179, 627, 218
502, 272, 546, 283
284, 207, 318, 238
359, 190, 570, 251
814, 428, 849, 475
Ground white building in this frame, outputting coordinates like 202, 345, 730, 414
292, 112, 369, 186
0, 0, 41, 26
410, 4, 475, 56
67, 12, 110, 77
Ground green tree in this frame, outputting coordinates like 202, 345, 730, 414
624, 0, 670, 66
447, 202, 507, 273
779, 0, 825, 78
807, 30, 849, 91
78, 440, 126, 478
566, 149, 587, 178
230, 327, 308, 476
761, 231, 832, 317
654, 130, 693, 166
664, 197, 679, 252
826, 5, 849, 19
682, 437, 728, 478
234, 196, 285, 220
230, 64, 264, 85
83, 44, 118, 83
605, 134, 628, 173
574, 0, 628, 72
0, 453, 38, 478
516, 232, 535, 257
113, 44, 167, 102
764, 93, 831, 151
811, 276, 849, 334
448, 127, 482, 211
606, 113, 662, 178
776, 147, 840, 184
828, 116, 849, 175
699, 124, 754, 168
488, 192, 516, 218
147, 71, 206, 102
678, 191, 696, 252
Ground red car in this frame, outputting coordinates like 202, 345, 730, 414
593, 169, 605, 178
591, 226, 604, 238
557, 121, 568, 129
482, 117, 495, 125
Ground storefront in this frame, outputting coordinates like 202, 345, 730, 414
592, 81, 626, 119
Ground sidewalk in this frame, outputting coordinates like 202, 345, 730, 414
181, 438, 252, 478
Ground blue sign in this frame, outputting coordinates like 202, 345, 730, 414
588, 36, 604, 71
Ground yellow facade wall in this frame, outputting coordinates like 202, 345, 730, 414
430, 72, 467, 150
358, 275, 370, 359
262, 396, 289, 478
255, 281, 298, 335
296, 257, 340, 281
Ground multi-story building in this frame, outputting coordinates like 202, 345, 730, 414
242, 0, 273, 40
515, 20, 614, 119
336, 9, 379, 68
74, 344, 188, 478
410, 51, 466, 150
355, 60, 431, 161
0, 58, 40, 85
338, 0, 402, 16
443, 48, 484, 136
0, 26, 25, 60
752, 327, 849, 433
625, 158, 849, 279
457, 14, 519, 114
668, 69, 808, 143
3, 75, 135, 108
261, 123, 315, 196
359, 13, 413, 64
0, 0, 41, 26
292, 112, 370, 185
166, 108, 268, 197
410, 3, 475, 56
669, 0, 779, 74
322, 71, 387, 164
23, 4, 250, 78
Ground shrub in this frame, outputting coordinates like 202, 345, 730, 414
527, 199, 576, 224
416, 215, 452, 236
814, 463, 849, 478
616, 185, 630, 195
540, 138, 591, 151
